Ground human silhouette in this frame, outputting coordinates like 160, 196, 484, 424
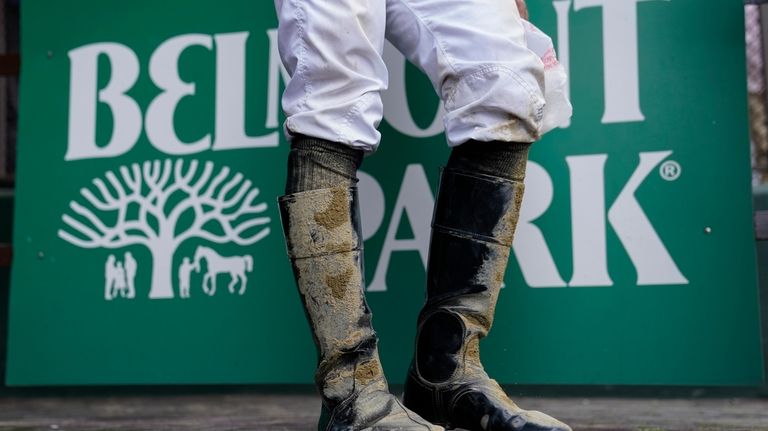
124, 251, 137, 299
114, 262, 127, 298
178, 257, 196, 299
104, 254, 117, 300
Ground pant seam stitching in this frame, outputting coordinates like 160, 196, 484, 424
337, 92, 374, 145
445, 65, 539, 112
291, 0, 311, 112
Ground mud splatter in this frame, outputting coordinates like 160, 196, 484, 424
465, 337, 481, 367
494, 183, 524, 246
326, 266, 353, 299
488, 115, 541, 143
314, 186, 349, 229
340, 329, 365, 350
324, 240, 356, 254
323, 367, 355, 400
355, 358, 382, 385
473, 245, 511, 292
284, 188, 357, 259
294, 252, 370, 358
489, 116, 520, 140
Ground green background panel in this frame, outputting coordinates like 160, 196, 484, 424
6, 0, 763, 385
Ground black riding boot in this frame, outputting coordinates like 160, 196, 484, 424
402, 167, 571, 431
280, 186, 443, 431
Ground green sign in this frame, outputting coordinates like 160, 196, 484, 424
7, 0, 763, 385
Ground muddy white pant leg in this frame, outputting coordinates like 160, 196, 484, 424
274, 0, 388, 152
384, 0, 546, 146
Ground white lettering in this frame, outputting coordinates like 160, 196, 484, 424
566, 154, 612, 286
607, 151, 688, 285
145, 34, 213, 154
265, 29, 291, 130
513, 162, 568, 287
66, 43, 142, 161
368, 164, 434, 292
358, 170, 386, 241
573, 0, 667, 123
213, 32, 279, 150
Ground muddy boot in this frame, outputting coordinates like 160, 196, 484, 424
402, 168, 571, 431
280, 186, 443, 431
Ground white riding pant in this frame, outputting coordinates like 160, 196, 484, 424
274, 0, 546, 152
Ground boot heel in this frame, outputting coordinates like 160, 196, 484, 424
403, 368, 441, 425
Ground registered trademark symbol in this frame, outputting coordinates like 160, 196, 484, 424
659, 160, 681, 181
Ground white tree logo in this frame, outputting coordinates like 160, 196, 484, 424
58, 159, 271, 299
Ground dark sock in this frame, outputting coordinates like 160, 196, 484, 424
285, 135, 365, 194
446, 140, 531, 182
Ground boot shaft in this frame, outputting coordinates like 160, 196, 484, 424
413, 168, 525, 384
424, 168, 525, 327
279, 187, 386, 403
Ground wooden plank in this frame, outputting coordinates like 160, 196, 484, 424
0, 393, 767, 431
0, 243, 11, 267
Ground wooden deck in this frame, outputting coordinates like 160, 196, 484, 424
1, 391, 767, 431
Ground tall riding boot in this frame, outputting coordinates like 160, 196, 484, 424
403, 168, 571, 431
280, 186, 443, 431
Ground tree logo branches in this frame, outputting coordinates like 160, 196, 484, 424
58, 158, 271, 299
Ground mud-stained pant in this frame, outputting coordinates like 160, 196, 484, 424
274, 0, 546, 152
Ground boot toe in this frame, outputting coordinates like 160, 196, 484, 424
358, 390, 444, 430
517, 410, 571, 431
449, 384, 570, 431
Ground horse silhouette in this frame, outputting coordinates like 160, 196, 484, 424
193, 246, 253, 295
